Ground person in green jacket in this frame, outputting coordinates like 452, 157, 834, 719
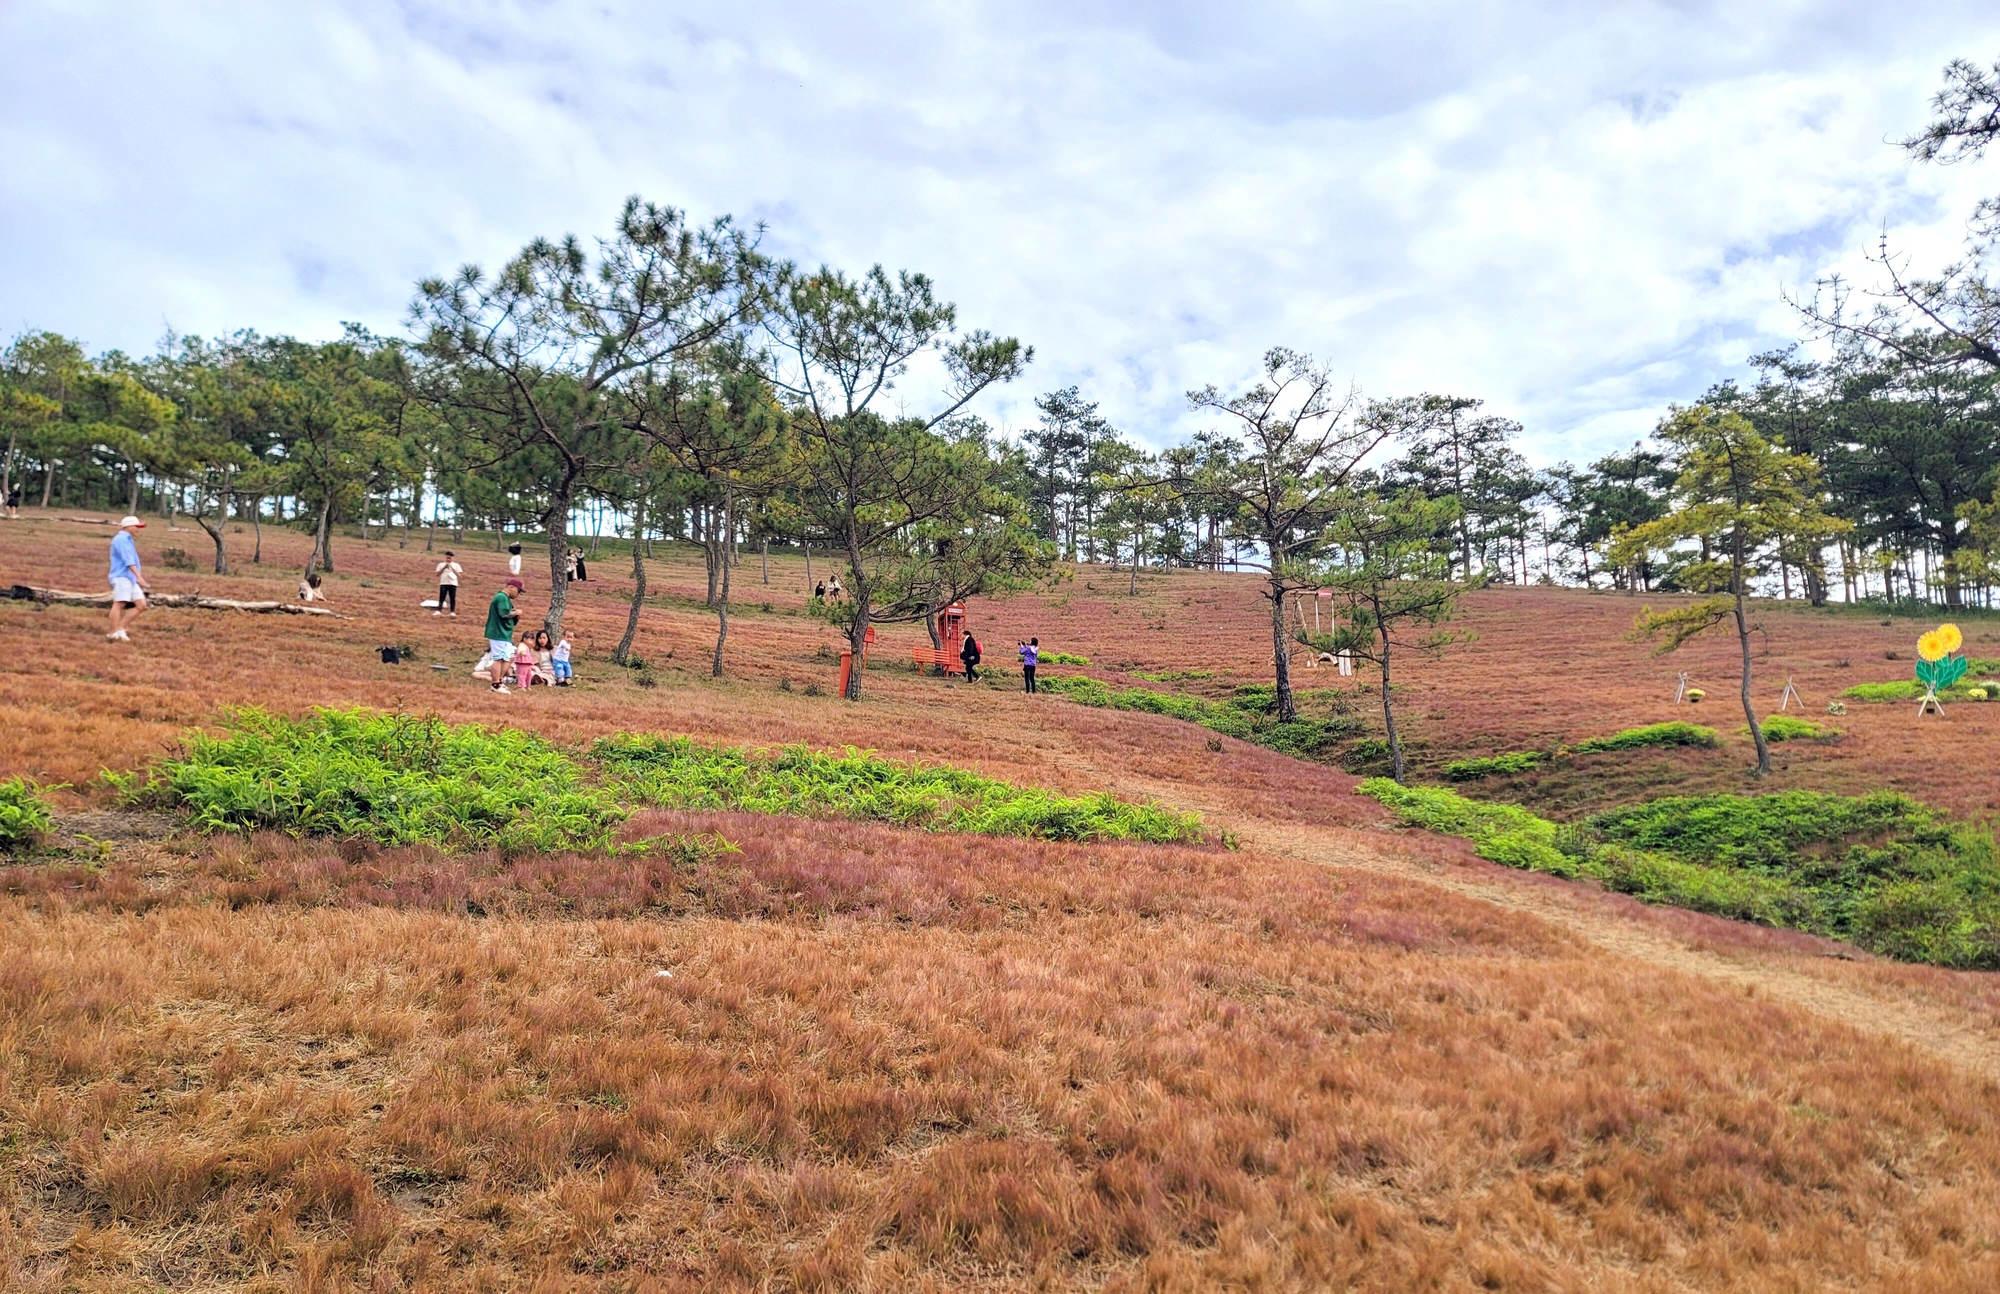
484, 579, 524, 692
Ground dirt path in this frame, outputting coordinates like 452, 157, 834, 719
1076, 754, 2000, 1084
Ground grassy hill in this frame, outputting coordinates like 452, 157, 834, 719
6, 510, 2000, 1291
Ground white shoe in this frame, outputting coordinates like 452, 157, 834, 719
108, 629, 129, 641
432, 611, 442, 617
492, 683, 510, 694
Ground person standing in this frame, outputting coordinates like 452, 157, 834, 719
485, 578, 524, 693
4, 481, 20, 519
434, 551, 462, 616
106, 516, 150, 641
1019, 636, 1039, 693
959, 629, 982, 682
507, 542, 523, 576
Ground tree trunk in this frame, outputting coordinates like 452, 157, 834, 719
1734, 535, 1769, 777
615, 496, 646, 665
1268, 572, 1296, 723
310, 496, 334, 575
1, 430, 14, 506
252, 499, 263, 564
703, 503, 722, 607
1377, 615, 1405, 784
196, 476, 231, 575
761, 536, 769, 585
712, 480, 733, 677
545, 484, 574, 640
844, 530, 870, 701
40, 459, 54, 509
804, 541, 812, 589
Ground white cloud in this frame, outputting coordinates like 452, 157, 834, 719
4, 0, 1998, 464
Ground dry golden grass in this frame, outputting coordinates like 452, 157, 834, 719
11, 820, 2000, 1292
6, 511, 2000, 1291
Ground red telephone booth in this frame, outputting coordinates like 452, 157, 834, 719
908, 604, 969, 677
939, 603, 966, 665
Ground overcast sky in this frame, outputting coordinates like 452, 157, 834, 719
4, 2, 1998, 464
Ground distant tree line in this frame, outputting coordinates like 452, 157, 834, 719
5, 57, 1997, 710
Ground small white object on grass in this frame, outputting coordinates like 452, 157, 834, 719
654, 969, 673, 979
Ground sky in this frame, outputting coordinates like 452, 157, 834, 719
4, 1, 1999, 465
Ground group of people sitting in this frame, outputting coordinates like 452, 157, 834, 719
812, 574, 844, 600
485, 628, 572, 691
478, 578, 573, 694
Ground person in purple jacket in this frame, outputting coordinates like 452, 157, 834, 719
1018, 636, 1039, 693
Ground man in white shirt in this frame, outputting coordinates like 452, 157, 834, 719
106, 516, 149, 642
434, 551, 462, 616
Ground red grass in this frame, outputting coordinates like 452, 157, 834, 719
8, 511, 2000, 1290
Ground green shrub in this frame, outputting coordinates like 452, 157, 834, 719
0, 778, 54, 854
1587, 790, 1939, 872
1842, 680, 1924, 702
1040, 650, 1090, 665
591, 734, 1205, 844
1444, 751, 1546, 781
146, 708, 633, 852
1357, 780, 2000, 968
1039, 674, 1359, 762
1357, 779, 1581, 877
142, 709, 1206, 852
1755, 715, 1834, 742
1589, 843, 1810, 927
1571, 722, 1719, 753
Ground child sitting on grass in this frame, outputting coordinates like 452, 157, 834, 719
552, 634, 573, 686
514, 636, 537, 691
533, 630, 556, 686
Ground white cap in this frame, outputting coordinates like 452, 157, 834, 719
118, 515, 146, 529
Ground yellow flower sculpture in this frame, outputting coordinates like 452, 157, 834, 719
1915, 623, 1969, 713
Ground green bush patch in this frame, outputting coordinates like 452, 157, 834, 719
1440, 722, 1716, 782
592, 734, 1205, 844
0, 778, 54, 854
1844, 678, 1995, 703
1754, 715, 1834, 742
1571, 722, 1719, 754
1444, 751, 1546, 781
1359, 780, 2000, 968
146, 708, 635, 852
1843, 680, 1924, 702
1039, 674, 1359, 761
1358, 780, 1579, 877
140, 710, 1208, 851
1040, 651, 1090, 666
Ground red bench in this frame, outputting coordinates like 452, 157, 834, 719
910, 647, 966, 676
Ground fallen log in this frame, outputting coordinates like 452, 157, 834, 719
2, 584, 352, 619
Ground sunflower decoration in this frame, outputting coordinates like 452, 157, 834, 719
1915, 622, 1968, 715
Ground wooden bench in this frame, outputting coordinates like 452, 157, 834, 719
910, 647, 966, 677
